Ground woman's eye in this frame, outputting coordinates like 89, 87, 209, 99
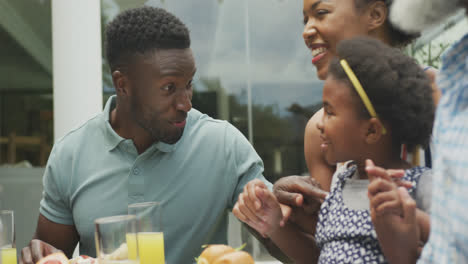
316, 9, 329, 16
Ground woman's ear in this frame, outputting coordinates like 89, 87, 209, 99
112, 70, 130, 97
366, 1, 388, 31
364, 117, 385, 144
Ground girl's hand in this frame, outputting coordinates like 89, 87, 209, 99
233, 179, 282, 237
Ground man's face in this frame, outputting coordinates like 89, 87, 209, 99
126, 48, 196, 144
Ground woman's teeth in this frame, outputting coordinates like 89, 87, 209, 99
312, 47, 327, 57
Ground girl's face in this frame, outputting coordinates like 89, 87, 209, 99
317, 76, 369, 165
303, 0, 371, 80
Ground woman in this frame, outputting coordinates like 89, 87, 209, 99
272, 0, 438, 233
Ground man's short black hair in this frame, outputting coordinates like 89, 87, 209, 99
354, 0, 420, 47
105, 6, 191, 72
328, 37, 434, 149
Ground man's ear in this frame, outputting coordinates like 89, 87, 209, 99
364, 117, 385, 144
366, 1, 388, 32
112, 70, 130, 97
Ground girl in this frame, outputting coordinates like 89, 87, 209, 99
233, 37, 434, 263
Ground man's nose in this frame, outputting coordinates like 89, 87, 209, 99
176, 90, 192, 112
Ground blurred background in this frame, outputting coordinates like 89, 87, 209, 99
0, 0, 467, 261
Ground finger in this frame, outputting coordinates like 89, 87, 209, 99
365, 159, 376, 181
233, 202, 247, 222
387, 169, 406, 179
395, 179, 413, 189
298, 180, 328, 200
274, 190, 303, 207
21, 247, 33, 264
375, 200, 402, 216
279, 204, 292, 226
248, 181, 266, 210
399, 187, 417, 224
256, 187, 279, 210
31, 240, 45, 262
237, 193, 263, 223
365, 159, 393, 182
368, 178, 396, 197
369, 191, 400, 211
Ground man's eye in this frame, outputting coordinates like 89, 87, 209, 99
162, 84, 175, 91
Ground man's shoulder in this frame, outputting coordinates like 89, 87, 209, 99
188, 108, 229, 125
187, 109, 235, 133
185, 109, 248, 144
54, 113, 104, 151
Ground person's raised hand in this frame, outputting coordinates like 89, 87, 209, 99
20, 239, 61, 264
233, 179, 281, 237
371, 187, 420, 264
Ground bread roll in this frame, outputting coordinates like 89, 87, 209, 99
212, 251, 255, 264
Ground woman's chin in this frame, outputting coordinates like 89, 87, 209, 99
316, 66, 329, 81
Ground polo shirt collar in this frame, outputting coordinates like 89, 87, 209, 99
101, 95, 183, 153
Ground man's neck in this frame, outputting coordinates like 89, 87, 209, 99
110, 107, 155, 154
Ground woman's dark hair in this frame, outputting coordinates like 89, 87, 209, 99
355, 0, 420, 47
328, 37, 434, 149
105, 6, 191, 72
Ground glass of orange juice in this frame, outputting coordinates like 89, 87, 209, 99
94, 215, 139, 264
128, 202, 165, 264
0, 210, 17, 264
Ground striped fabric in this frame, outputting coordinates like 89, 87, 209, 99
418, 33, 468, 263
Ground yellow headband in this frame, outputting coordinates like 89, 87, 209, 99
340, 59, 387, 135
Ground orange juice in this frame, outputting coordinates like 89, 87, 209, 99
127, 232, 164, 264
1, 247, 17, 264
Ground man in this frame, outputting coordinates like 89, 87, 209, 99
367, 0, 468, 263
20, 6, 271, 264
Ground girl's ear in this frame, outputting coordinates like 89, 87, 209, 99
365, 1, 388, 32
112, 70, 130, 97
365, 117, 385, 144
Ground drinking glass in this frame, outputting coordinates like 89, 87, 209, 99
128, 202, 165, 264
0, 210, 17, 264
94, 215, 139, 264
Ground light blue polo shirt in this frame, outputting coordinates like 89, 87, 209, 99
40, 96, 271, 264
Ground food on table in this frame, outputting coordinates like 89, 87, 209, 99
69, 255, 97, 264
212, 251, 254, 264
197, 244, 254, 264
36, 253, 97, 264
36, 252, 69, 264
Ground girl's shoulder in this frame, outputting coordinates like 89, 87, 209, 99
404, 166, 431, 180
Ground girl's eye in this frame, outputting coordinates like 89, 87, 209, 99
303, 16, 308, 25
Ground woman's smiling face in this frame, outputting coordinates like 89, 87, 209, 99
302, 0, 371, 80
